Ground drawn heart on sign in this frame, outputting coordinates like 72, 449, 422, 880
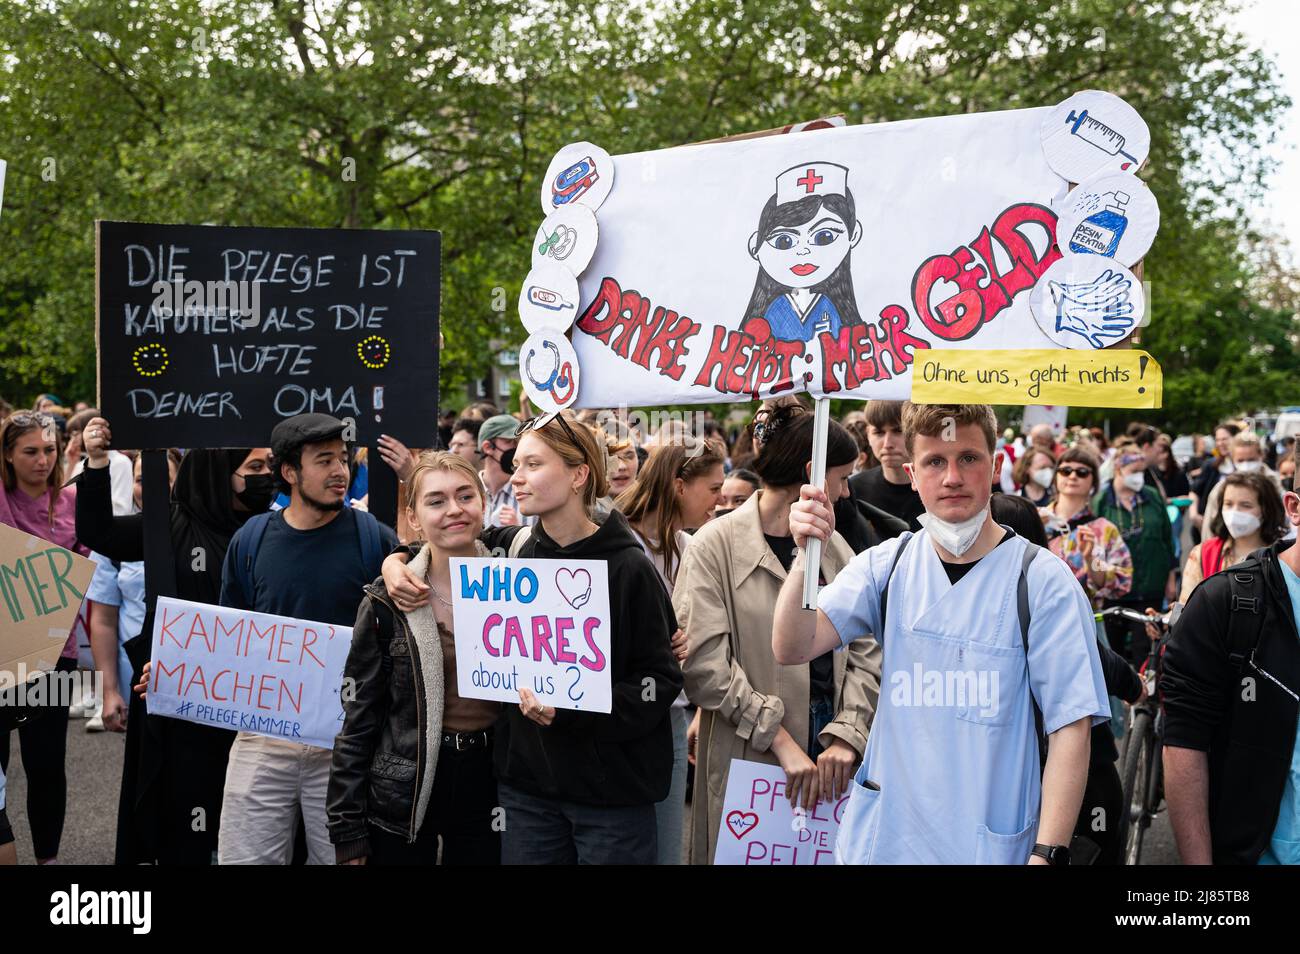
555, 568, 592, 610
726, 810, 759, 840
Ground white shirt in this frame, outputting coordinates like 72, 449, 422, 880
482, 473, 537, 529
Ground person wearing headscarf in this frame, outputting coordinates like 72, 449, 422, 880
75, 416, 274, 864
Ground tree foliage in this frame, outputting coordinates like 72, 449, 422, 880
0, 0, 1292, 432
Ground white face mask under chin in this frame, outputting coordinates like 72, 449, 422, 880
917, 507, 990, 558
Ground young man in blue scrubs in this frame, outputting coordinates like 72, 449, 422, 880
1161, 485, 1300, 865
772, 402, 1108, 865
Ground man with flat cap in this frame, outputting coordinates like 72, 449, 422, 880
216, 413, 397, 865
477, 413, 537, 529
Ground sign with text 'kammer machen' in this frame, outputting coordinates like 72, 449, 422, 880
96, 221, 440, 448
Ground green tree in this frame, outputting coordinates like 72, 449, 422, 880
0, 0, 1291, 434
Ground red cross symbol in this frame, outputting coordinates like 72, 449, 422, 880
796, 168, 823, 193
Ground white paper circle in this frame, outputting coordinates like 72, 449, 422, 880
541, 142, 615, 215
1029, 255, 1145, 350
1053, 172, 1159, 267
531, 205, 598, 276
519, 330, 581, 413
518, 263, 581, 334
1041, 90, 1150, 183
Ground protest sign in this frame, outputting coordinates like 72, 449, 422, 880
450, 556, 612, 713
147, 596, 350, 749
910, 348, 1162, 408
569, 106, 1070, 406
96, 221, 440, 448
714, 758, 847, 865
0, 522, 96, 680
1022, 404, 1070, 437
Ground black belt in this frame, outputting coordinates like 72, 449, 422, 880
441, 728, 493, 752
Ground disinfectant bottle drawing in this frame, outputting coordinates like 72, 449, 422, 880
1069, 191, 1129, 257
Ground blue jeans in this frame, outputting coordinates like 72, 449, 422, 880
653, 706, 689, 864
498, 782, 657, 865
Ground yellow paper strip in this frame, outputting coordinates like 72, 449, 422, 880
910, 349, 1162, 408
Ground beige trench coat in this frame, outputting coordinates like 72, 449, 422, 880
674, 491, 882, 865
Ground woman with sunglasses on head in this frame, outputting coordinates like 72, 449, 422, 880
1042, 448, 1133, 614
0, 411, 88, 864
382, 411, 681, 863
615, 435, 725, 864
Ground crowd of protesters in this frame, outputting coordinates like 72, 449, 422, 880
1, 389, 1297, 866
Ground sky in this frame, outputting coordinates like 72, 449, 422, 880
1236, 0, 1300, 254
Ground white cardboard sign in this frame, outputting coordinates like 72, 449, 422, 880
148, 597, 350, 749
714, 759, 847, 865
450, 557, 612, 713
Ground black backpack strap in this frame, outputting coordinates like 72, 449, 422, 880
1017, 542, 1048, 769
1224, 560, 1267, 673
877, 534, 912, 639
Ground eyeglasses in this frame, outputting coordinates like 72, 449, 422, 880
1057, 466, 1093, 479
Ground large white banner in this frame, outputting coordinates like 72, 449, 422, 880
148, 597, 350, 749
450, 556, 613, 713
571, 107, 1069, 406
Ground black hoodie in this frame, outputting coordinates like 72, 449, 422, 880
475, 509, 683, 806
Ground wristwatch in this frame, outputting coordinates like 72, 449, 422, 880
1031, 843, 1071, 866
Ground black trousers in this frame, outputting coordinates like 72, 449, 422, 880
368, 742, 501, 866
0, 657, 76, 859
1074, 759, 1126, 865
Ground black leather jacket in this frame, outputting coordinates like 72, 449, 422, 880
326, 580, 433, 862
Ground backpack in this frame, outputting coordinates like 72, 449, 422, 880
230, 508, 384, 608
1218, 557, 1271, 684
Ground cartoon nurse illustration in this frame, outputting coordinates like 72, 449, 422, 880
743, 162, 863, 343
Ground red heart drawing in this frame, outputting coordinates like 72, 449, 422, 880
725, 810, 759, 840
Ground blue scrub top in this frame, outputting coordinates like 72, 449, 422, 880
819, 529, 1110, 864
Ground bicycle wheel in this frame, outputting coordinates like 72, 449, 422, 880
1121, 711, 1155, 865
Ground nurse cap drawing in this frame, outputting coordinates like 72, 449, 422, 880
743, 162, 864, 343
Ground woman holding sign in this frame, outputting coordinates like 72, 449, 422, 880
672, 404, 881, 865
328, 451, 503, 865
383, 413, 682, 864
0, 411, 89, 864
615, 435, 725, 864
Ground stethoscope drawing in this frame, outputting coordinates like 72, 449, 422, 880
525, 340, 575, 405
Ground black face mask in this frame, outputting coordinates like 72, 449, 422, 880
235, 473, 277, 513
486, 441, 515, 475
1284, 477, 1294, 494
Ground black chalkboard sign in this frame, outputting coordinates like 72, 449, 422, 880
96, 221, 440, 449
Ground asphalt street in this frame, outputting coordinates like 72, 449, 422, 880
4, 712, 1181, 865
